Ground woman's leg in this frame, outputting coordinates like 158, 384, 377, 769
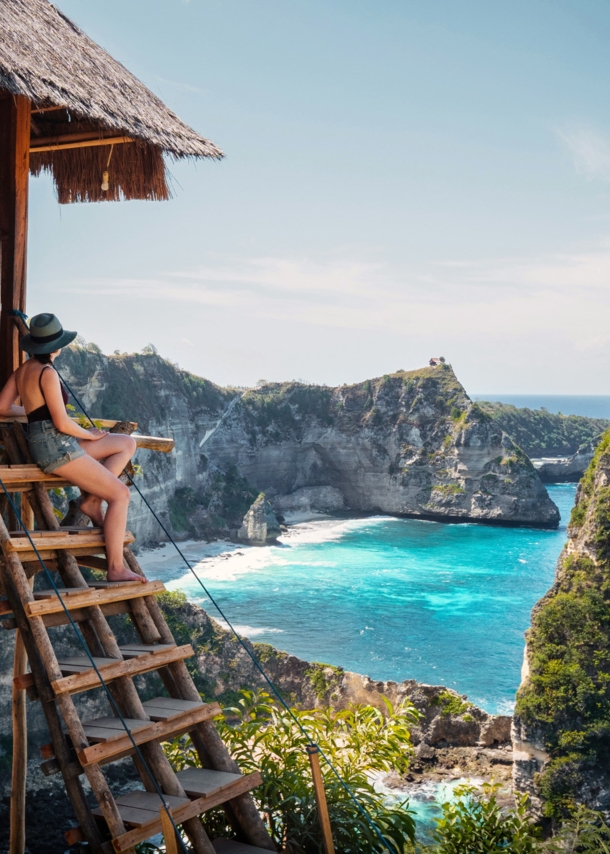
77, 434, 137, 527
52, 454, 144, 583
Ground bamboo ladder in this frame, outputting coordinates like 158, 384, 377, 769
0, 419, 277, 854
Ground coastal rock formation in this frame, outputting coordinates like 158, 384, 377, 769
206, 363, 559, 528
535, 434, 601, 484
57, 345, 559, 538
238, 494, 282, 545
513, 430, 610, 818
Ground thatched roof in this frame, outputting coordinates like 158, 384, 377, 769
0, 0, 223, 202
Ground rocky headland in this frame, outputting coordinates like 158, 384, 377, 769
56, 344, 560, 541
513, 430, 610, 820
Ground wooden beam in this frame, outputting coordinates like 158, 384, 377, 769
24, 577, 161, 617
0, 96, 30, 388
30, 135, 133, 154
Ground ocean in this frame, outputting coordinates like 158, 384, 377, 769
142, 483, 576, 715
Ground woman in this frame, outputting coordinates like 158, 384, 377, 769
0, 313, 144, 583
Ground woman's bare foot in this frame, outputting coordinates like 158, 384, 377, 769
79, 494, 105, 528
106, 565, 147, 584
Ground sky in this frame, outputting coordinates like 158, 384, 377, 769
25, 0, 610, 393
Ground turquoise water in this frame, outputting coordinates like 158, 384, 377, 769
146, 483, 576, 715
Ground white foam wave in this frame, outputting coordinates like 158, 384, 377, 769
144, 515, 395, 585
214, 619, 284, 638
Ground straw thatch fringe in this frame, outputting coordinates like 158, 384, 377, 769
0, 0, 223, 160
30, 142, 170, 203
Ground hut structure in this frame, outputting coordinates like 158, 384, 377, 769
0, 0, 224, 386
0, 3, 280, 854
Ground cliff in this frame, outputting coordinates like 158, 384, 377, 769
513, 430, 610, 819
479, 401, 609, 458
57, 344, 559, 535
206, 365, 559, 527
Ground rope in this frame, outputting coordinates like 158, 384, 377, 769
56, 368, 398, 854
0, 479, 189, 854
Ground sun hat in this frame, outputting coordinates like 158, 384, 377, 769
20, 313, 77, 355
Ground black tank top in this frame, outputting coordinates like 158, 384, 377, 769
27, 365, 69, 424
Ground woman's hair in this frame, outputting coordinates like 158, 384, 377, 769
33, 353, 53, 364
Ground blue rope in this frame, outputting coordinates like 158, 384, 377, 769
0, 479, 189, 854
56, 368, 399, 854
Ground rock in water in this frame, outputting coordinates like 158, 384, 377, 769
513, 430, 610, 818
536, 434, 601, 483
238, 493, 282, 545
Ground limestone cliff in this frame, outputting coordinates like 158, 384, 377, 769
56, 345, 559, 537
206, 364, 558, 527
513, 430, 610, 819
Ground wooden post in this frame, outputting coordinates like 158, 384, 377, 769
306, 745, 335, 854
0, 94, 30, 388
20, 492, 34, 531
10, 616, 28, 854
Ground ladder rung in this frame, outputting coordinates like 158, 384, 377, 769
78, 702, 221, 766
25, 580, 163, 617
100, 772, 263, 852
142, 696, 208, 722
51, 644, 194, 695
6, 529, 135, 562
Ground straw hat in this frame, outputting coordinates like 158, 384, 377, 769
20, 313, 77, 355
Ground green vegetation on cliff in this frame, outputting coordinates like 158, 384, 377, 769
516, 429, 610, 818
479, 401, 609, 457
57, 343, 237, 431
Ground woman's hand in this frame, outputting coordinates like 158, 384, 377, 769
85, 427, 108, 441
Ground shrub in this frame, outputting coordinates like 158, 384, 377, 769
164, 690, 418, 852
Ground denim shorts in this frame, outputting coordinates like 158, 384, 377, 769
27, 420, 86, 474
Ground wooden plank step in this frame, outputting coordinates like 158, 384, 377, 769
93, 791, 189, 827
142, 696, 207, 722
213, 841, 277, 854
118, 643, 176, 658
6, 529, 135, 562
104, 772, 263, 852
176, 768, 243, 799
25, 580, 163, 617
51, 644, 194, 696
0, 464, 71, 490
57, 656, 118, 675
78, 702, 221, 766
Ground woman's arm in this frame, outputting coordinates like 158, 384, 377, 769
0, 373, 25, 417
42, 369, 106, 441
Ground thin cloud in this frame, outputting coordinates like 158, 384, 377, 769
557, 126, 610, 181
